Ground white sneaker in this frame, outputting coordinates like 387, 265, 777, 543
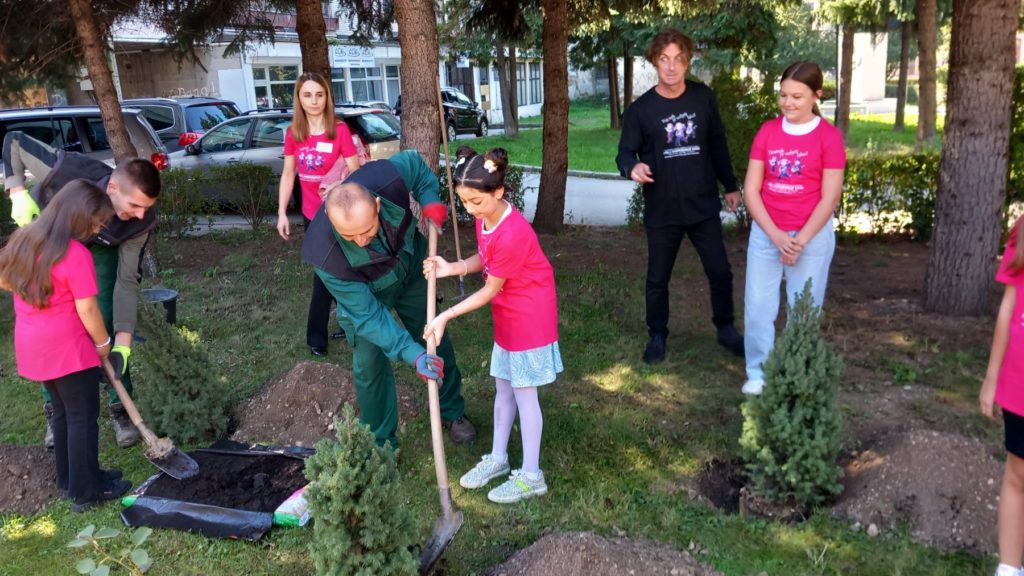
994, 564, 1022, 576
742, 379, 765, 396
459, 454, 510, 489
487, 469, 548, 504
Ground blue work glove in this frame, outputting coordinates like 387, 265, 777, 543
415, 352, 444, 382
109, 345, 131, 381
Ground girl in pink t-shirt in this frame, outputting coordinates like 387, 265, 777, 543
423, 147, 561, 504
0, 180, 131, 511
981, 216, 1024, 576
740, 61, 846, 396
274, 72, 359, 356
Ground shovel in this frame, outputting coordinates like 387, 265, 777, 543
437, 77, 467, 302
418, 222, 464, 575
101, 358, 199, 480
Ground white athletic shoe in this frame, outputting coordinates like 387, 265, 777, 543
459, 454, 511, 489
741, 379, 765, 396
487, 469, 548, 504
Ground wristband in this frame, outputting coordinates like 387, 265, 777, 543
95, 336, 111, 348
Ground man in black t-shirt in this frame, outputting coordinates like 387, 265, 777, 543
615, 29, 744, 364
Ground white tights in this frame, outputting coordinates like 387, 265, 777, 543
490, 378, 543, 474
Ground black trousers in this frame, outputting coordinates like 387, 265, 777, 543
305, 216, 336, 349
44, 367, 103, 499
645, 215, 735, 337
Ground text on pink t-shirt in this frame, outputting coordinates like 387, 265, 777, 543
476, 204, 559, 351
749, 116, 846, 231
284, 122, 358, 220
14, 240, 100, 381
996, 221, 1024, 416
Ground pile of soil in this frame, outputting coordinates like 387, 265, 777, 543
232, 361, 419, 447
485, 532, 723, 576
0, 445, 60, 516
833, 429, 1002, 552
142, 452, 305, 512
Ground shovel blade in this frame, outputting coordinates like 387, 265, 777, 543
418, 509, 464, 575
149, 447, 199, 480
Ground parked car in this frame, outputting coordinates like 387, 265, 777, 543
121, 96, 241, 152
0, 106, 170, 176
168, 106, 401, 208
339, 100, 394, 114
393, 87, 487, 141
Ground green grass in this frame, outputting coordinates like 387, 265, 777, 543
0, 227, 993, 575
465, 101, 947, 172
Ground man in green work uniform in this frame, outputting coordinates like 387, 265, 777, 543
4, 131, 161, 449
302, 149, 476, 448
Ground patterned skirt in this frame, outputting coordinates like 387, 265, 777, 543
490, 341, 563, 388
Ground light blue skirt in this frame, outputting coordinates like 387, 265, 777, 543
490, 341, 563, 388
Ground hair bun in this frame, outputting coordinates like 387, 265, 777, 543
455, 145, 478, 161
485, 148, 508, 172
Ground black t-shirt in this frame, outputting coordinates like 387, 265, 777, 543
616, 81, 738, 227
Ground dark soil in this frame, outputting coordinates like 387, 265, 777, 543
141, 451, 306, 512
0, 444, 60, 516
485, 532, 723, 576
693, 458, 745, 514
232, 360, 419, 447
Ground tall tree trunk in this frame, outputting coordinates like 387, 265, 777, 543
394, 0, 440, 169
623, 49, 633, 113
494, 43, 518, 137
68, 0, 135, 163
916, 0, 938, 144
923, 0, 1019, 315
295, 0, 330, 80
894, 20, 913, 132
608, 54, 621, 129
508, 47, 520, 132
837, 23, 854, 137
533, 0, 568, 233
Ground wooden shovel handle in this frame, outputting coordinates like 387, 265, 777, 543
101, 357, 159, 446
425, 223, 452, 495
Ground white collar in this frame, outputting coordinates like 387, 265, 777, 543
782, 115, 821, 136
482, 201, 512, 234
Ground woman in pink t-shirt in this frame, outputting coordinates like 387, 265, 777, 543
423, 147, 561, 504
980, 216, 1024, 576
275, 72, 359, 356
740, 61, 846, 396
0, 180, 131, 512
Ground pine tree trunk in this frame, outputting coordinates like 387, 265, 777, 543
894, 20, 912, 132
508, 48, 520, 133
532, 0, 568, 233
68, 0, 136, 163
923, 0, 1020, 315
394, 0, 441, 170
623, 50, 633, 112
495, 43, 518, 137
916, 0, 938, 144
837, 24, 854, 137
608, 54, 621, 129
295, 0, 330, 80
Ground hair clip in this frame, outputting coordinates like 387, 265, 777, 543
456, 156, 467, 167
483, 159, 497, 174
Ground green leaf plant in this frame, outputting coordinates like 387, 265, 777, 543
67, 525, 154, 576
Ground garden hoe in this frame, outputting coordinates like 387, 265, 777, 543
437, 77, 467, 302
101, 358, 199, 480
418, 222, 464, 575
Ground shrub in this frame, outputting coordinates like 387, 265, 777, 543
133, 301, 230, 444
710, 73, 776, 182
739, 280, 844, 508
208, 162, 276, 230
626, 182, 644, 228
158, 168, 211, 239
1009, 66, 1024, 209
439, 162, 527, 224
304, 404, 417, 576
821, 80, 837, 103
839, 152, 940, 239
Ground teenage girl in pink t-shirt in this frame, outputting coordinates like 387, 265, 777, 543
981, 216, 1024, 576
0, 180, 131, 512
275, 72, 359, 356
740, 61, 847, 396
422, 147, 561, 504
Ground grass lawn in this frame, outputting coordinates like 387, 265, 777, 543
464, 100, 946, 173
0, 226, 994, 575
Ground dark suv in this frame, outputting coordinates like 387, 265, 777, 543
394, 87, 487, 141
121, 97, 241, 152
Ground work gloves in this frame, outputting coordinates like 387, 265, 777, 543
10, 190, 40, 227
109, 345, 131, 381
415, 352, 444, 382
422, 202, 447, 231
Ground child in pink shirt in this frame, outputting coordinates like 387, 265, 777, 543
423, 147, 561, 504
0, 179, 131, 512
980, 216, 1024, 576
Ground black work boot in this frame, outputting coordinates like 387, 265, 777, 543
443, 415, 477, 444
716, 325, 745, 357
43, 402, 54, 450
643, 334, 667, 364
108, 403, 141, 448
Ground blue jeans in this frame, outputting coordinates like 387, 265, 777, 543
743, 219, 835, 381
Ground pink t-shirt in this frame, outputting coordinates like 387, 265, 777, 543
995, 222, 1024, 416
750, 116, 847, 231
14, 240, 100, 381
284, 122, 358, 220
476, 204, 558, 351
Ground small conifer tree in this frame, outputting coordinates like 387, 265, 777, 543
739, 280, 844, 508
305, 404, 417, 576
133, 301, 229, 443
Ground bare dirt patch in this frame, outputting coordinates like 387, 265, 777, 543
485, 532, 723, 576
232, 360, 420, 447
0, 444, 60, 516
832, 429, 1003, 553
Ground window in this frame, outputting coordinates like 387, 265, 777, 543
198, 118, 253, 152
137, 105, 175, 131
331, 69, 348, 104
347, 111, 400, 143
251, 117, 290, 148
529, 62, 542, 104
385, 65, 400, 107
516, 63, 527, 106
86, 118, 109, 151
350, 67, 383, 102
252, 65, 299, 108
184, 104, 238, 132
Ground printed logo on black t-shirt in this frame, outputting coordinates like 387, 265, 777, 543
660, 112, 701, 159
